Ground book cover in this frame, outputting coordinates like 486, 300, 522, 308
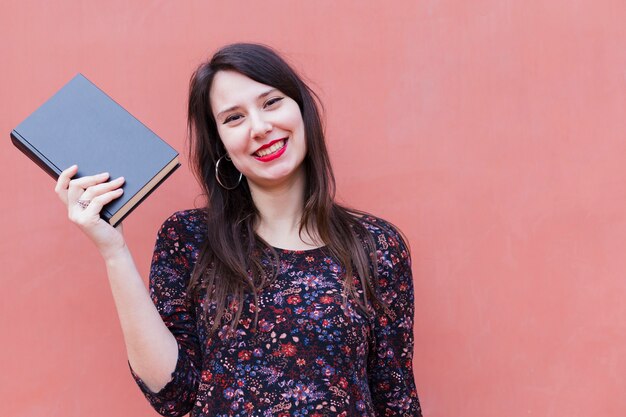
10, 73, 180, 227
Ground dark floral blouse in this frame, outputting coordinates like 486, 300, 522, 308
130, 209, 421, 417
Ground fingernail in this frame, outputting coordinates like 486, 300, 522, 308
100, 172, 109, 177
117, 176, 125, 181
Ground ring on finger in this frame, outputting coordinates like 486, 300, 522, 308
77, 199, 91, 209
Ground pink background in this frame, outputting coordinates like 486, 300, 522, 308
2, 1, 625, 416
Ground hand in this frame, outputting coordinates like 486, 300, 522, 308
55, 164, 128, 260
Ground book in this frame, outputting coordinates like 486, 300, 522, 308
10, 73, 180, 227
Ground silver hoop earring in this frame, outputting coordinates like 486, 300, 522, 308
215, 155, 243, 190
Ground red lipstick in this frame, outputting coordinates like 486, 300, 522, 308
253, 138, 288, 162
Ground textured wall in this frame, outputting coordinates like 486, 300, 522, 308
1, 1, 625, 416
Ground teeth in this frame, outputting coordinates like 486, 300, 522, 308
256, 140, 285, 157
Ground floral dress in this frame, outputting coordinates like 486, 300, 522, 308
130, 209, 421, 417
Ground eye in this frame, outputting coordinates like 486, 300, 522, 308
264, 96, 284, 108
223, 114, 243, 124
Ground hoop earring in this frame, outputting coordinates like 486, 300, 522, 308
215, 155, 243, 190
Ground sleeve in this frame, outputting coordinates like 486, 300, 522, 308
129, 212, 201, 417
367, 223, 422, 417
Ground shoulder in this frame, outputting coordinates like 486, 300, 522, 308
154, 209, 208, 257
355, 215, 414, 320
358, 213, 412, 291
158, 208, 207, 236
358, 214, 409, 258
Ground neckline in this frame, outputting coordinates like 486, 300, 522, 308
271, 245, 328, 254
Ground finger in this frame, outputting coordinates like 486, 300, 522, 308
55, 164, 78, 204
79, 176, 125, 201
56, 164, 78, 190
81, 188, 125, 219
67, 172, 110, 205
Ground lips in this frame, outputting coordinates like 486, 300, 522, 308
253, 138, 288, 162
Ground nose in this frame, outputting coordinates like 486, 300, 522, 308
249, 111, 272, 139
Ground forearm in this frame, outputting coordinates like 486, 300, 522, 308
104, 247, 179, 393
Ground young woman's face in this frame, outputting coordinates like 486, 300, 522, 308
210, 70, 307, 190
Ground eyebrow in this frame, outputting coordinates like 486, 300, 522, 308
216, 88, 278, 121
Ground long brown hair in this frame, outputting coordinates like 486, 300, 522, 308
187, 43, 386, 335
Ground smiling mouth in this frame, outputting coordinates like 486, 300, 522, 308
254, 139, 287, 157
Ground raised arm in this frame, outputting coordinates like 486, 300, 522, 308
54, 165, 180, 394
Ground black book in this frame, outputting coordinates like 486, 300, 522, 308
10, 74, 180, 227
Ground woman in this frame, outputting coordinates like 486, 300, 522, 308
55, 43, 421, 417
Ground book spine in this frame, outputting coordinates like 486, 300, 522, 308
10, 130, 61, 179
9, 129, 114, 224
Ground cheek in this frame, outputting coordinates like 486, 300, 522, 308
218, 128, 246, 154
281, 99, 304, 128
286, 113, 306, 154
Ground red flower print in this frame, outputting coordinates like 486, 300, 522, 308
281, 343, 297, 356
287, 294, 301, 305
201, 370, 212, 382
377, 381, 391, 391
319, 295, 333, 304
240, 317, 251, 329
